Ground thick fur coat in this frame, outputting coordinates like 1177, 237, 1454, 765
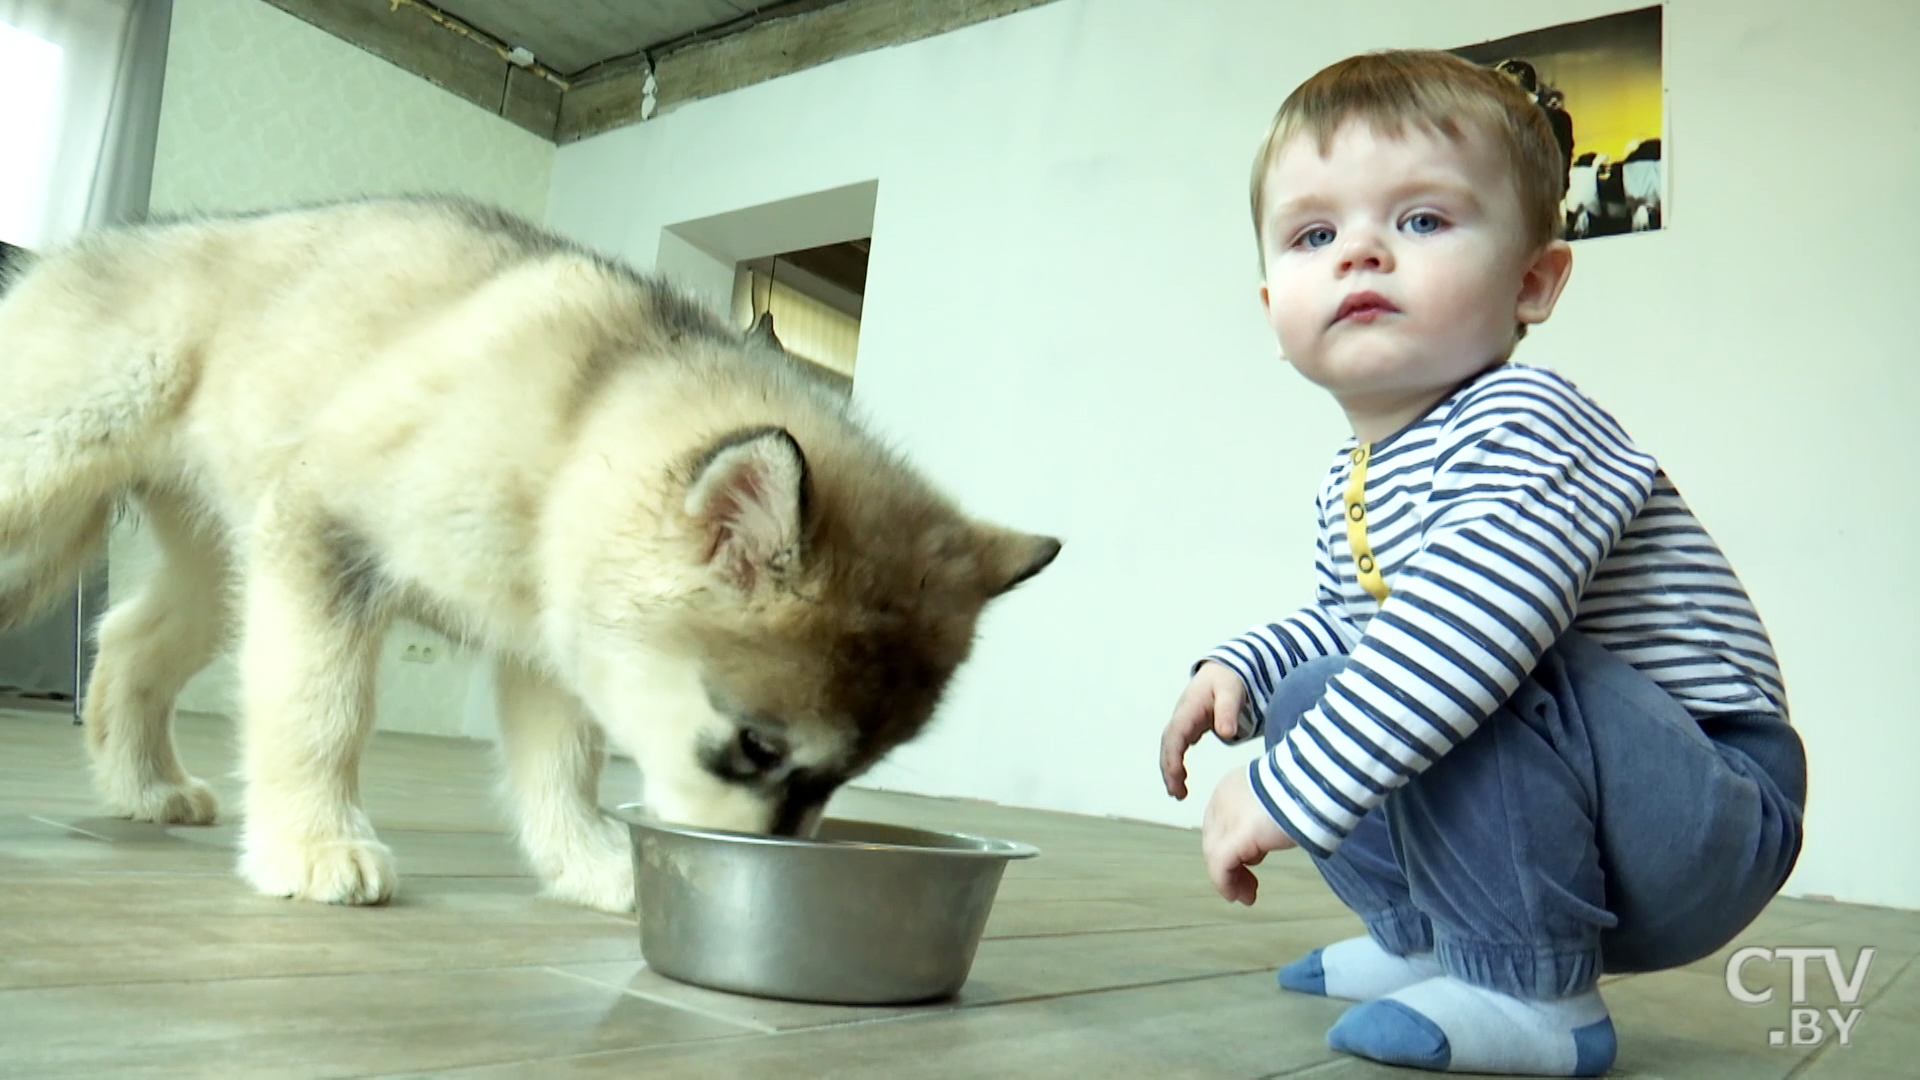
0, 197, 1060, 912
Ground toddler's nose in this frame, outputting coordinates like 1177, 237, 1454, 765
1338, 230, 1393, 274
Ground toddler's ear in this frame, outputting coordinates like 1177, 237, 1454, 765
1258, 284, 1290, 363
1516, 240, 1574, 327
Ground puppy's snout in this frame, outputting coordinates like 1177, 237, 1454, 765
771, 790, 830, 838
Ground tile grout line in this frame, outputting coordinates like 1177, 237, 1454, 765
327, 1027, 773, 1080
347, 967, 1293, 1077
539, 965, 781, 1035
983, 920, 1228, 941
981, 912, 1359, 943
28, 815, 113, 841
0, 959, 634, 994
967, 966, 1281, 1010
736, 965, 1290, 1041
1260, 1059, 1351, 1079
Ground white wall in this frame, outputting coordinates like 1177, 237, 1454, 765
121, 0, 554, 739
545, 0, 1920, 909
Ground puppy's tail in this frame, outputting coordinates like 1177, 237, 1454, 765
0, 499, 115, 633
0, 234, 182, 632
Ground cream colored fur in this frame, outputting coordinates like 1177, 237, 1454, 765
0, 197, 1059, 912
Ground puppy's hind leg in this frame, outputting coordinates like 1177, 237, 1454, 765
494, 658, 633, 913
84, 490, 229, 825
234, 503, 395, 906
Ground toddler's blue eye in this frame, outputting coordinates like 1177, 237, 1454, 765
1298, 226, 1335, 249
1404, 213, 1443, 234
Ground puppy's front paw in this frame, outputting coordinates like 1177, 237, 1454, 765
241, 832, 397, 906
542, 819, 635, 914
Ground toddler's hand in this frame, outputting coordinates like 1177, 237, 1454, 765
1201, 767, 1295, 905
1159, 661, 1248, 800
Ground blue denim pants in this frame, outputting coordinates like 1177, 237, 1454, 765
1264, 630, 1806, 1000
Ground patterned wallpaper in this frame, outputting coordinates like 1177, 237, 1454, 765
149, 0, 553, 219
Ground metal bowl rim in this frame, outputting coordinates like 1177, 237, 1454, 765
613, 803, 1039, 860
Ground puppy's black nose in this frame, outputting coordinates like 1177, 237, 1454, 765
770, 801, 815, 837
769, 768, 844, 836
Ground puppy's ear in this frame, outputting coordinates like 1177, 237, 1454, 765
685, 427, 807, 590
973, 526, 1062, 598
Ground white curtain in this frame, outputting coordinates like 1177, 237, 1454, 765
731, 265, 863, 379
0, 0, 169, 703
0, 0, 171, 251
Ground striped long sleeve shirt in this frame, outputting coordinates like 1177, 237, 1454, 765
1205, 364, 1786, 859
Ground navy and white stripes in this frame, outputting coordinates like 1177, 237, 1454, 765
1205, 364, 1786, 858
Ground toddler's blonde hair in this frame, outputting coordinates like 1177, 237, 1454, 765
1250, 50, 1566, 263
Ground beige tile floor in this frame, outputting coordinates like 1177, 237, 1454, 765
1, 706, 1915, 1079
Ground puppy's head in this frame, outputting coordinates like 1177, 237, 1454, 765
590, 424, 1059, 836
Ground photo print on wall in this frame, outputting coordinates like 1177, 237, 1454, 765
1451, 5, 1665, 241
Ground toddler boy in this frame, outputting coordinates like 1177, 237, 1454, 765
1158, 49, 1806, 1077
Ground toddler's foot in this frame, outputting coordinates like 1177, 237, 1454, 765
1279, 935, 1443, 1000
1326, 975, 1616, 1076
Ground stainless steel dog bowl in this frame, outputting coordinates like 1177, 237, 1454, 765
615, 805, 1038, 1005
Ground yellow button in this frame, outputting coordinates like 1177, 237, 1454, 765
1349, 503, 1364, 521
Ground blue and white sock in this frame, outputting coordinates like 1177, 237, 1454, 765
1326, 975, 1617, 1076
1279, 935, 1444, 1001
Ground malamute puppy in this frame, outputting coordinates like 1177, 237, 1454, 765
0, 197, 1060, 912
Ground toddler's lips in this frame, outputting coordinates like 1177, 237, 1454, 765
1334, 292, 1399, 324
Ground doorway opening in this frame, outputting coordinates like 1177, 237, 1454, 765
657, 179, 877, 395
733, 239, 867, 396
